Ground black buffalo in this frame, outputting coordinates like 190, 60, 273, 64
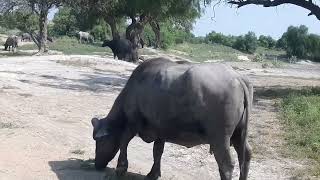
21, 33, 31, 42
102, 39, 138, 63
4, 36, 18, 52
91, 58, 253, 180
35, 34, 53, 43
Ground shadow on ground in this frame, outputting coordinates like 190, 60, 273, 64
49, 158, 146, 180
0, 50, 36, 57
254, 86, 320, 99
19, 72, 130, 93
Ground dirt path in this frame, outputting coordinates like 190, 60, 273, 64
0, 55, 319, 180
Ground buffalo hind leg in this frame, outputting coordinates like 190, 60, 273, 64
232, 136, 252, 180
211, 139, 235, 180
146, 139, 165, 180
115, 127, 136, 176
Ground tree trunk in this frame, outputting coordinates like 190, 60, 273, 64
38, 3, 49, 53
150, 20, 161, 48
105, 17, 120, 40
126, 16, 147, 48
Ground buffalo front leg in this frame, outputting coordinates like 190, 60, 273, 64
146, 139, 165, 180
115, 127, 136, 176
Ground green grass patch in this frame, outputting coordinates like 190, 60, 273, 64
256, 46, 286, 59
281, 91, 320, 176
18, 43, 37, 50
18, 36, 112, 56
50, 37, 112, 55
0, 51, 36, 57
169, 43, 246, 62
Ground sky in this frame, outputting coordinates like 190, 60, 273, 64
48, 4, 320, 40
193, 4, 320, 39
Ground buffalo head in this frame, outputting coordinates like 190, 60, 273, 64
101, 40, 111, 47
91, 117, 120, 170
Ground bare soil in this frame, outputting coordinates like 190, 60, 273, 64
0, 54, 319, 180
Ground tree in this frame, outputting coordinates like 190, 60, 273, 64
53, 7, 77, 35
228, 0, 320, 20
51, 7, 77, 36
232, 31, 258, 53
205, 31, 235, 47
278, 25, 320, 61
306, 33, 320, 61
285, 25, 308, 58
244, 31, 258, 53
66, 0, 123, 40
0, 0, 63, 53
276, 32, 287, 49
258, 35, 276, 49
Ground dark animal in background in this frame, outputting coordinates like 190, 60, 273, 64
78, 31, 94, 44
102, 39, 138, 63
35, 34, 53, 43
21, 33, 31, 42
4, 36, 18, 52
91, 58, 253, 180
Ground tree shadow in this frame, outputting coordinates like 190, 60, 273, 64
49, 158, 146, 180
254, 86, 320, 99
0, 50, 37, 57
19, 72, 130, 93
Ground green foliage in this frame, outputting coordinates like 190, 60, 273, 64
204, 31, 257, 54
205, 31, 235, 47
276, 33, 287, 49
171, 42, 244, 62
306, 34, 320, 61
143, 24, 156, 47
232, 32, 258, 54
232, 36, 246, 52
0, 12, 38, 33
91, 19, 111, 41
286, 25, 308, 58
277, 25, 320, 62
51, 6, 122, 40
19, 36, 111, 55
49, 36, 110, 55
243, 31, 258, 54
143, 21, 196, 49
258, 35, 276, 48
51, 7, 78, 36
281, 93, 320, 175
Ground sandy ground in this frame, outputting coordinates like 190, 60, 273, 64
0, 54, 319, 180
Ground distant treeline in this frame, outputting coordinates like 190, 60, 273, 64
1, 8, 319, 62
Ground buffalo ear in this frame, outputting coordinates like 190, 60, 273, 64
91, 118, 100, 130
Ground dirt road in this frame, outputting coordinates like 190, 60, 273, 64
0, 55, 319, 180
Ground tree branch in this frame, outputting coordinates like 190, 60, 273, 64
228, 0, 320, 20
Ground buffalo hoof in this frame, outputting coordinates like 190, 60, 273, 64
115, 166, 127, 176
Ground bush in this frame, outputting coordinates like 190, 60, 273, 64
232, 32, 258, 54
278, 25, 320, 62
51, 7, 78, 36
253, 53, 264, 62
143, 24, 156, 47
233, 36, 246, 52
243, 31, 258, 54
258, 35, 276, 49
205, 31, 235, 47
91, 19, 111, 41
286, 25, 308, 58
